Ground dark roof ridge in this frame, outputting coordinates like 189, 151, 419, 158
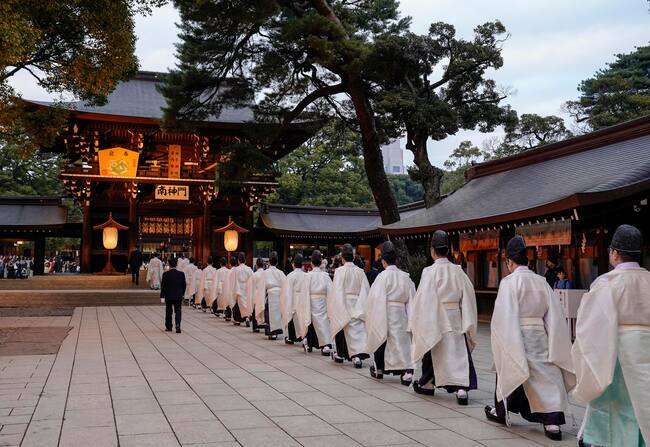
466, 114, 650, 181
0, 196, 63, 205
261, 200, 424, 216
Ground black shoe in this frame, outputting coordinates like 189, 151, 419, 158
284, 337, 294, 345
413, 381, 435, 396
176, 328, 181, 334
369, 365, 383, 379
268, 335, 278, 340
400, 374, 413, 387
484, 405, 506, 425
544, 426, 562, 441
352, 357, 362, 369
456, 394, 468, 406
245, 320, 251, 327
332, 353, 344, 363
165, 327, 172, 332
252, 329, 260, 333
224, 317, 231, 322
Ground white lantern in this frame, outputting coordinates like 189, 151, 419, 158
224, 229, 239, 252
102, 227, 119, 250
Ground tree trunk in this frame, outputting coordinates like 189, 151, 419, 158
347, 78, 401, 225
409, 131, 443, 208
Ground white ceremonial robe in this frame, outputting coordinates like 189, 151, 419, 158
295, 267, 332, 344
214, 266, 229, 310
572, 263, 650, 443
491, 266, 575, 414
264, 266, 286, 332
224, 267, 238, 309
183, 263, 197, 300
359, 265, 414, 371
198, 265, 218, 307
247, 268, 265, 320
146, 258, 163, 289
194, 266, 202, 303
235, 264, 254, 317
280, 268, 306, 333
327, 262, 369, 357
410, 258, 478, 387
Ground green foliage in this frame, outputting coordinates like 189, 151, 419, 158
269, 121, 423, 208
388, 174, 424, 205
402, 252, 428, 287
0, 0, 164, 153
440, 140, 483, 195
565, 45, 650, 130
485, 113, 572, 159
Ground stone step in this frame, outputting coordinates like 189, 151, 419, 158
0, 291, 162, 307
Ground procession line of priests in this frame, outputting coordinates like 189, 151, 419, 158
358, 241, 414, 382
327, 243, 370, 368
212, 258, 229, 314
223, 255, 239, 323
486, 235, 575, 442
572, 224, 649, 446
409, 231, 478, 405
258, 252, 285, 338
234, 253, 253, 321
182, 257, 199, 306
280, 254, 307, 343
295, 250, 332, 354
197, 257, 218, 310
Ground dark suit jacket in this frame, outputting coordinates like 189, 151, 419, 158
129, 250, 143, 268
366, 269, 379, 286
160, 268, 186, 302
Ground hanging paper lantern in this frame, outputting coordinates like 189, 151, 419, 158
224, 229, 239, 252
102, 227, 119, 250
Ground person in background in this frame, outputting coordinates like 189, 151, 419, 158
572, 224, 649, 447
233, 252, 253, 326
366, 259, 382, 286
353, 255, 365, 270
260, 251, 286, 340
544, 257, 559, 288
213, 257, 229, 316
197, 256, 217, 311
284, 255, 294, 275
280, 254, 307, 344
247, 257, 265, 333
553, 268, 573, 289
160, 256, 186, 334
146, 253, 163, 290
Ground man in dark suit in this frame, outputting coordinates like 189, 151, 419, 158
161, 257, 186, 333
129, 246, 144, 285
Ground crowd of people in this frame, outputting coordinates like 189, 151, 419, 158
150, 224, 647, 446
0, 255, 33, 279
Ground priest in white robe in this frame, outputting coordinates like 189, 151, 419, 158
197, 257, 218, 313
295, 250, 332, 355
485, 235, 575, 442
358, 241, 414, 384
280, 254, 306, 344
246, 258, 265, 333
223, 255, 238, 322
327, 244, 370, 368
572, 224, 649, 447
212, 257, 229, 315
410, 231, 478, 405
259, 252, 285, 340
233, 252, 253, 327
184, 257, 198, 307
146, 253, 163, 290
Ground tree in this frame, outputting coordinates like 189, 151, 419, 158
565, 45, 650, 130
0, 0, 165, 154
160, 0, 411, 227
270, 121, 423, 207
440, 140, 483, 194
366, 22, 516, 207
485, 113, 572, 159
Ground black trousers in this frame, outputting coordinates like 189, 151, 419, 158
131, 268, 140, 285
224, 306, 232, 319
494, 381, 565, 425
286, 320, 300, 342
250, 307, 261, 331
264, 301, 282, 336
165, 300, 182, 329
232, 303, 243, 323
373, 341, 413, 375
418, 336, 478, 392
334, 330, 369, 360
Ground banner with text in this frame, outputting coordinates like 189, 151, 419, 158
98, 147, 139, 177
155, 185, 189, 200
168, 145, 181, 179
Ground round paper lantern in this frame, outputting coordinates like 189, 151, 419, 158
102, 227, 119, 250
224, 229, 239, 252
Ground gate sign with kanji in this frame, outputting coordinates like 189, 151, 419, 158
155, 185, 189, 200
98, 147, 139, 177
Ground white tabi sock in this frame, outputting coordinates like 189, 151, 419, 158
544, 425, 560, 433
457, 390, 467, 398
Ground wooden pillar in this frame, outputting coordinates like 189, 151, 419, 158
597, 228, 609, 275
202, 202, 211, 265
244, 208, 254, 265
128, 198, 137, 253
33, 235, 45, 275
81, 200, 92, 273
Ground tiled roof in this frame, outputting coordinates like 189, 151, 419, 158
0, 197, 68, 229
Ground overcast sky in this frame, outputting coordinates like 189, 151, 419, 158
10, 0, 649, 167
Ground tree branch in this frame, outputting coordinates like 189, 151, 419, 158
281, 82, 346, 126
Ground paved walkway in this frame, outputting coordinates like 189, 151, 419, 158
1, 307, 584, 447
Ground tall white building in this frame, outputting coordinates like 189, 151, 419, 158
381, 140, 405, 174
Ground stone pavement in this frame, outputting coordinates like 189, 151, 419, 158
0, 306, 585, 447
